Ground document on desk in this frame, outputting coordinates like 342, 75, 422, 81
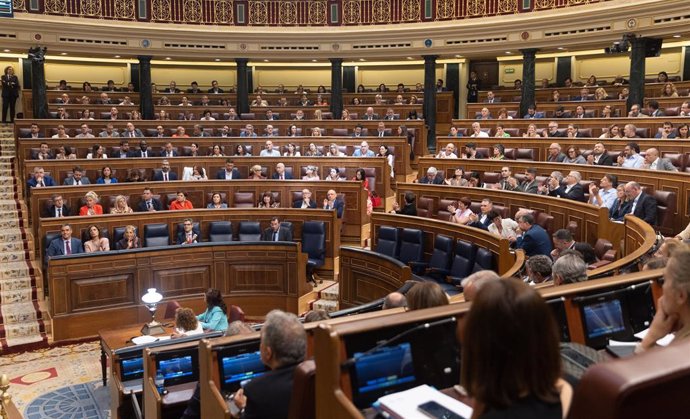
634, 328, 674, 346
377, 384, 473, 419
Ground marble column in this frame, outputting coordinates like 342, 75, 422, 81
329, 58, 343, 119
627, 37, 647, 113
236, 58, 250, 114
137, 56, 154, 120
423, 55, 438, 153
519, 48, 539, 118
28, 46, 48, 119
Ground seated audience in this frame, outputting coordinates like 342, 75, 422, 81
272, 163, 292, 180
436, 143, 458, 159
550, 229, 576, 261
624, 181, 657, 225
382, 292, 407, 309
96, 166, 117, 184
588, 174, 618, 209
643, 148, 678, 171
28, 166, 55, 188
110, 195, 133, 214
64, 166, 91, 185
261, 217, 292, 241
515, 213, 553, 257
172, 307, 204, 338
47, 224, 84, 257
178, 218, 200, 244
323, 189, 344, 218
609, 184, 632, 221
419, 166, 444, 184
303, 143, 322, 157
115, 225, 141, 250
391, 192, 417, 216
170, 191, 194, 210
548, 170, 586, 202
525, 255, 553, 285
448, 197, 474, 225
248, 165, 265, 180
294, 189, 317, 209
461, 279, 571, 419
79, 191, 103, 216
552, 253, 588, 285
487, 210, 519, 240
207, 192, 227, 209
302, 166, 320, 181
196, 288, 229, 332
84, 224, 110, 253
406, 282, 449, 310
461, 270, 500, 301
258, 191, 280, 208
445, 168, 469, 187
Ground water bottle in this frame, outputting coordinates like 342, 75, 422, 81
155, 372, 165, 395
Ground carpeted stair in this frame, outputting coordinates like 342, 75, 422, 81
311, 282, 339, 313
0, 125, 47, 352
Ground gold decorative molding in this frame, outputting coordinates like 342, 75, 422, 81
113, 0, 135, 19
535, 0, 555, 9
308, 1, 327, 25
436, 0, 455, 20
183, 0, 203, 22
498, 0, 518, 13
80, 0, 102, 17
401, 0, 420, 21
279, 1, 297, 25
12, 0, 26, 12
466, 0, 486, 16
372, 0, 391, 23
343, 0, 361, 24
214, 0, 234, 23
151, 0, 172, 21
249, 0, 268, 24
44, 0, 67, 14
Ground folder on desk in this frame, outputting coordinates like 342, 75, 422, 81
377, 384, 472, 419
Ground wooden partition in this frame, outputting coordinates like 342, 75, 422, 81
143, 341, 200, 419
370, 213, 519, 275
14, 118, 427, 166
417, 157, 690, 235
343, 91, 454, 123
48, 242, 308, 341
476, 81, 690, 103
30, 180, 367, 246
39, 208, 339, 272
18, 137, 412, 183
314, 268, 664, 418
467, 97, 690, 119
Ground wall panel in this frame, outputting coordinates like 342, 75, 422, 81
45, 61, 129, 86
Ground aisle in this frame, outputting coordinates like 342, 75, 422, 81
0, 125, 47, 352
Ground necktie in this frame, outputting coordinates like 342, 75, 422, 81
379, 132, 383, 137
280, 175, 284, 180
143, 151, 147, 158
273, 231, 278, 241
57, 208, 62, 217
164, 173, 168, 182
147, 201, 152, 209
65, 240, 71, 255
39, 181, 44, 187
76, 180, 81, 185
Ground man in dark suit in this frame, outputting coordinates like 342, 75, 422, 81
625, 182, 657, 225
272, 163, 293, 180
467, 199, 494, 230
163, 81, 180, 93
127, 140, 151, 158
418, 167, 444, 185
187, 81, 201, 94
152, 160, 178, 181
35, 142, 53, 160
122, 122, 144, 138
550, 229, 578, 261
374, 122, 391, 138
233, 310, 306, 419
159, 142, 179, 158
587, 142, 613, 166
548, 170, 586, 202
177, 218, 200, 245
24, 123, 43, 139
515, 213, 553, 257
265, 109, 279, 121
47, 194, 71, 218
391, 192, 417, 216
518, 168, 539, 194
647, 100, 665, 117
63, 166, 92, 186
293, 189, 317, 209
46, 224, 84, 258
207, 80, 224, 94
1, 65, 20, 123
136, 188, 163, 212
323, 189, 345, 218
27, 167, 55, 188
261, 217, 293, 242
483, 91, 500, 104
216, 159, 242, 180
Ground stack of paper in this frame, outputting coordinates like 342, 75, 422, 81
377, 384, 473, 419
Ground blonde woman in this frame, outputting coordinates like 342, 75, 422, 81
110, 195, 133, 214
116, 225, 141, 250
79, 191, 103, 216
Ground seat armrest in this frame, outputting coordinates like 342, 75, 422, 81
408, 261, 428, 275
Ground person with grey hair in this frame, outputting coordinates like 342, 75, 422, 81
525, 255, 553, 285
233, 309, 306, 418
304, 309, 330, 323
382, 292, 408, 309
225, 320, 254, 337
461, 270, 500, 301
624, 181, 657, 225
515, 213, 553, 257
549, 170, 585, 202
552, 253, 588, 286
550, 229, 576, 261
419, 166, 443, 184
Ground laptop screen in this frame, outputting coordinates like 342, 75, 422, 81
120, 356, 144, 381
352, 342, 416, 395
220, 351, 267, 391
157, 355, 195, 385
583, 298, 626, 339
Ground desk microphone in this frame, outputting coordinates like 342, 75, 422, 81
340, 317, 456, 369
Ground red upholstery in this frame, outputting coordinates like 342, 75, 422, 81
228, 305, 245, 322
164, 300, 181, 319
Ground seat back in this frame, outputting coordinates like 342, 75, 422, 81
429, 235, 454, 271
208, 221, 233, 242
417, 196, 434, 218
375, 226, 399, 259
567, 340, 690, 419
164, 300, 181, 319
472, 247, 494, 272
143, 223, 170, 247
238, 221, 261, 241
593, 238, 615, 262
281, 221, 294, 238
450, 240, 477, 279
287, 360, 316, 419
233, 192, 256, 208
398, 228, 424, 264
302, 221, 326, 265
229, 305, 246, 322
653, 190, 677, 235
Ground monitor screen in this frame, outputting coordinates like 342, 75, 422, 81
352, 342, 416, 395
220, 351, 267, 391
583, 299, 626, 339
120, 356, 144, 381
157, 355, 194, 384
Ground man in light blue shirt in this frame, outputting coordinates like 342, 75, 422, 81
617, 142, 644, 169
352, 141, 375, 157
259, 139, 281, 156
588, 174, 618, 209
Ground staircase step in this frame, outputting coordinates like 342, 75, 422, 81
312, 299, 338, 313
0, 302, 41, 324
0, 288, 37, 304
320, 283, 339, 301
0, 277, 33, 292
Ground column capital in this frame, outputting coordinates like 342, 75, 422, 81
520, 48, 539, 56
137, 55, 153, 62
422, 55, 439, 62
235, 58, 249, 65
330, 58, 343, 65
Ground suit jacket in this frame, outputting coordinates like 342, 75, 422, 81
395, 203, 417, 216
242, 364, 298, 419
419, 176, 444, 185
516, 225, 553, 257
1, 75, 20, 99
609, 199, 632, 221
63, 176, 92, 186
207, 87, 224, 93
590, 153, 613, 166
27, 175, 56, 188
46, 237, 84, 257
292, 199, 317, 209
159, 150, 179, 157
152, 171, 178, 181
549, 183, 586, 202
261, 227, 293, 242
651, 158, 678, 171
362, 115, 379, 120
127, 149, 152, 158
177, 227, 201, 245
215, 168, 242, 180
121, 129, 144, 138
632, 192, 657, 225
324, 199, 345, 218
47, 204, 71, 217
137, 198, 163, 212
272, 172, 293, 180
468, 214, 492, 230
518, 180, 539, 194
99, 131, 120, 138
483, 97, 501, 103
163, 88, 180, 93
